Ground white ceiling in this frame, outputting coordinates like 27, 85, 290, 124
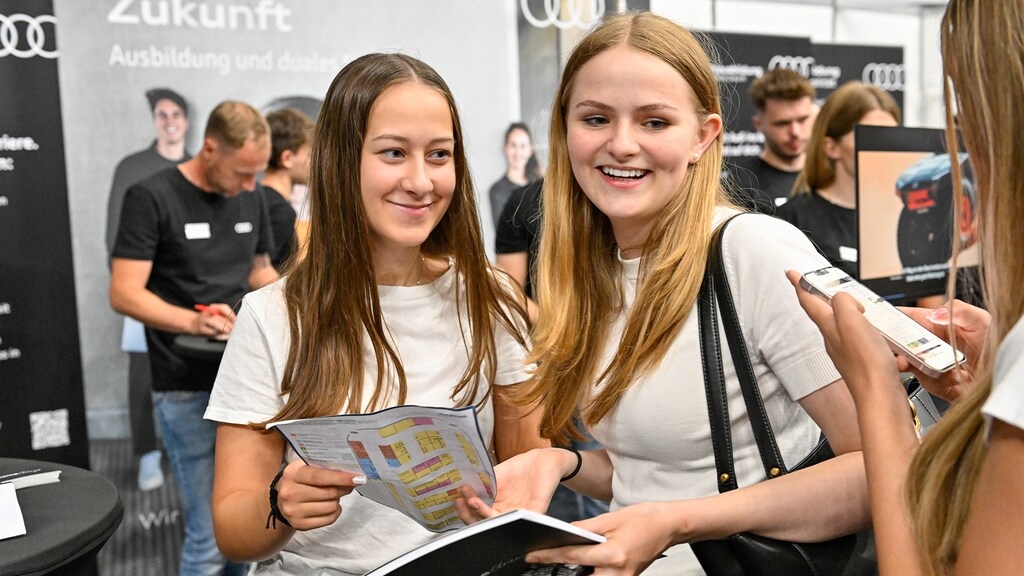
714, 0, 948, 10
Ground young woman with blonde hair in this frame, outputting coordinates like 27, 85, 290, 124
459, 12, 870, 575
788, 1, 1024, 574
204, 53, 543, 575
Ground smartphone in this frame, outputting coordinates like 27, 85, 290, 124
800, 266, 965, 378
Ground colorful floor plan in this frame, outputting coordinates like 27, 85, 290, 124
268, 405, 495, 532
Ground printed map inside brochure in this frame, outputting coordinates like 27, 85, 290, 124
268, 405, 494, 531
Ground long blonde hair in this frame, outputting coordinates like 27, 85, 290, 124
523, 12, 732, 443
906, 2, 1024, 574
793, 82, 900, 195
256, 54, 528, 425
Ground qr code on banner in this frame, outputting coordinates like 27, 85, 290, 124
29, 409, 71, 450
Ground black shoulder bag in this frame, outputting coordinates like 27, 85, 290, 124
689, 216, 877, 576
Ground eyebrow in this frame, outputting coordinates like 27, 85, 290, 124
771, 115, 811, 124
370, 134, 455, 145
574, 100, 679, 113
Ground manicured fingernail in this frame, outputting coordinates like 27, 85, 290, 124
926, 307, 950, 325
353, 476, 367, 485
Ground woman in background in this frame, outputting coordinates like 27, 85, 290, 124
775, 81, 899, 279
488, 122, 535, 228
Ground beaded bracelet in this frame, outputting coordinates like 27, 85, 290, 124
266, 466, 292, 529
557, 445, 583, 482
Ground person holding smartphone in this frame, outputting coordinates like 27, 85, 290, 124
787, 1, 1024, 573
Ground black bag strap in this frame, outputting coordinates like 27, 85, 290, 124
697, 214, 787, 494
698, 237, 738, 492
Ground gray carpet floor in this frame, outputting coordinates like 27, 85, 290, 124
90, 438, 182, 576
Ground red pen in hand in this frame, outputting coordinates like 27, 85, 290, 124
194, 304, 229, 318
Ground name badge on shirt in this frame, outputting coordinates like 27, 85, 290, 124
184, 222, 211, 240
234, 222, 253, 234
839, 246, 858, 262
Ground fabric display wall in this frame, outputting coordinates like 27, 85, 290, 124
705, 31, 904, 160
50, 0, 519, 439
0, 0, 90, 468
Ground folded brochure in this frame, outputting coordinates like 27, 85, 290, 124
363, 508, 605, 576
0, 468, 61, 490
268, 404, 494, 532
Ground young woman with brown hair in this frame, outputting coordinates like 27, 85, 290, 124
204, 53, 543, 575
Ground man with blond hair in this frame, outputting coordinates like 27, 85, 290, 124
110, 100, 278, 576
726, 67, 816, 214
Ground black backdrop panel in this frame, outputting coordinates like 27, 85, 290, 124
704, 31, 814, 159
706, 33, 905, 160
0, 0, 90, 469
813, 43, 904, 113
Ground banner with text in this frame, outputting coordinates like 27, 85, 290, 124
0, 0, 90, 468
706, 32, 904, 159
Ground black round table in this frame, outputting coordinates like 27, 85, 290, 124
0, 458, 123, 576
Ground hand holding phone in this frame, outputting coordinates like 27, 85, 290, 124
799, 267, 966, 378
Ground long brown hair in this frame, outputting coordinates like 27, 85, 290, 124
906, 2, 1024, 573
258, 53, 528, 425
793, 81, 900, 194
523, 12, 732, 443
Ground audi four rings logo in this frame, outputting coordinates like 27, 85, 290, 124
768, 55, 815, 77
862, 63, 904, 91
521, 0, 605, 30
0, 13, 58, 59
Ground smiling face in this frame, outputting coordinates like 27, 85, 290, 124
504, 128, 533, 173
152, 98, 188, 147
565, 45, 722, 250
359, 81, 456, 257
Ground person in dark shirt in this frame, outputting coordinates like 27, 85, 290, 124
777, 81, 899, 278
725, 68, 816, 214
110, 101, 279, 576
494, 178, 610, 523
260, 107, 313, 270
105, 87, 191, 492
495, 178, 542, 321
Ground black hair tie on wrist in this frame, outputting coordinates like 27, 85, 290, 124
557, 445, 583, 482
266, 465, 292, 529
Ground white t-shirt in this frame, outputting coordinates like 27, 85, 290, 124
588, 209, 841, 576
982, 316, 1024, 431
205, 266, 532, 576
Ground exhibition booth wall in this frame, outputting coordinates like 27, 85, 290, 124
0, 1, 945, 462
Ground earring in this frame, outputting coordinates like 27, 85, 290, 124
691, 151, 701, 162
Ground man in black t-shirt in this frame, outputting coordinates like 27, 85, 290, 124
724, 69, 816, 214
110, 101, 278, 576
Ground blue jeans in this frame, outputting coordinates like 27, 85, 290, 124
154, 391, 248, 576
547, 434, 610, 523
